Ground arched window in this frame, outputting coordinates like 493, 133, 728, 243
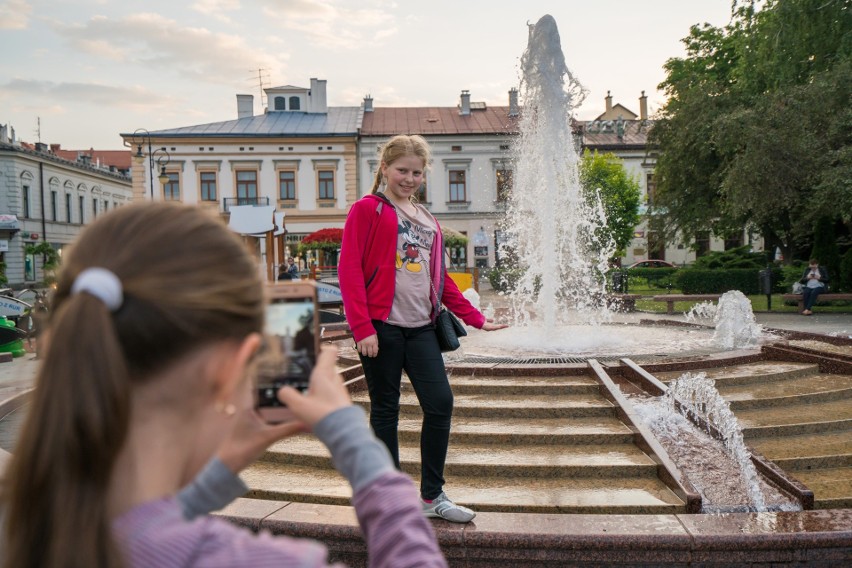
20, 171, 34, 218
274, 96, 286, 110
289, 96, 300, 110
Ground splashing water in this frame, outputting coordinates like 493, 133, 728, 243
501, 15, 615, 331
683, 291, 764, 350
667, 372, 767, 511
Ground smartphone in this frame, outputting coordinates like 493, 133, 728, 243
255, 280, 319, 423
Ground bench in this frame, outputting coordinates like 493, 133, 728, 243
782, 293, 852, 311
651, 294, 722, 315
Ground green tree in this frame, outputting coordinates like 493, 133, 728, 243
25, 242, 60, 285
649, 0, 852, 262
578, 150, 641, 257
810, 217, 840, 275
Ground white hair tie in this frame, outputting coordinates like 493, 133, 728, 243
71, 267, 123, 312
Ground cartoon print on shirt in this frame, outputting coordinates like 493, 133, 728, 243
396, 219, 423, 273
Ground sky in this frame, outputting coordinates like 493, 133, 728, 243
0, 0, 736, 150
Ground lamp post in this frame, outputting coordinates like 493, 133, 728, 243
129, 128, 170, 200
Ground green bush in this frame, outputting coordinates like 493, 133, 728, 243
674, 267, 784, 295
487, 266, 522, 293
624, 267, 678, 289
691, 246, 767, 270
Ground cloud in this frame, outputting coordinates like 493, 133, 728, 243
261, 0, 398, 50
52, 12, 287, 85
192, 0, 241, 23
0, 79, 178, 111
0, 0, 33, 29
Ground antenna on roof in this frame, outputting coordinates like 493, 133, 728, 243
248, 68, 271, 111
35, 116, 42, 143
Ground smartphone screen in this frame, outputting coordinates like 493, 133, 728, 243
256, 282, 318, 423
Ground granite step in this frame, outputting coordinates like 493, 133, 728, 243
735, 399, 852, 431
718, 374, 852, 409
785, 465, 852, 508
353, 392, 616, 419
654, 362, 819, 387
240, 461, 687, 514
397, 415, 634, 445
261, 435, 657, 478
743, 418, 852, 439
435, 374, 600, 396
726, 385, 852, 411
748, 429, 852, 460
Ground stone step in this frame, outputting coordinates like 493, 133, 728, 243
353, 392, 616, 419
655, 362, 820, 387
749, 429, 852, 461
434, 375, 600, 396
719, 374, 852, 407
743, 418, 852, 439
768, 454, 852, 471
261, 435, 657, 478
240, 462, 687, 514
735, 400, 852, 431
785, 465, 852, 508
397, 415, 634, 445
726, 386, 852, 411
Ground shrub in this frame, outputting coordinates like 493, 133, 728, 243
487, 266, 522, 293
838, 248, 852, 292
624, 267, 678, 289
675, 267, 784, 295
691, 246, 767, 270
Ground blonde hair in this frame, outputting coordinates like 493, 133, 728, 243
2, 202, 264, 568
370, 134, 432, 195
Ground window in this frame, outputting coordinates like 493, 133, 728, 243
22, 185, 30, 218
79, 196, 85, 224
279, 171, 296, 200
50, 191, 57, 221
274, 96, 285, 110
289, 96, 300, 110
415, 181, 427, 204
646, 173, 657, 206
103, 200, 109, 212
163, 172, 180, 201
318, 170, 334, 200
65, 194, 72, 223
93, 198, 98, 218
724, 233, 743, 250
200, 171, 217, 201
648, 232, 666, 260
449, 170, 466, 202
694, 231, 710, 258
236, 171, 258, 202
496, 169, 513, 202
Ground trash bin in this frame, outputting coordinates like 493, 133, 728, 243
611, 271, 627, 293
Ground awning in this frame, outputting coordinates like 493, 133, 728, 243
0, 215, 20, 231
227, 205, 275, 236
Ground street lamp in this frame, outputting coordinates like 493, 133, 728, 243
129, 128, 171, 200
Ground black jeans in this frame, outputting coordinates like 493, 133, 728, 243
802, 286, 824, 310
359, 320, 452, 500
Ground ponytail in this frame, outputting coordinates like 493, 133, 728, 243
370, 167, 384, 194
3, 294, 131, 568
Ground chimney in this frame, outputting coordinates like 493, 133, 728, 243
459, 90, 471, 116
605, 90, 612, 113
508, 88, 519, 117
50, 143, 61, 152
309, 78, 328, 113
77, 152, 91, 165
35, 142, 48, 153
0, 124, 7, 144
236, 94, 254, 119
363, 94, 373, 112
639, 90, 648, 120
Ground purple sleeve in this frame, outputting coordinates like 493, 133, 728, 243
352, 471, 448, 568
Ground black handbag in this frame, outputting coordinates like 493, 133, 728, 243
435, 307, 467, 352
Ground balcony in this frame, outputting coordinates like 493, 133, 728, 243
223, 196, 270, 213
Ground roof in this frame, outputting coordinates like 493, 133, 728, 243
0, 141, 132, 182
361, 106, 519, 136
130, 107, 362, 139
52, 148, 131, 170
578, 119, 653, 150
266, 85, 308, 91
596, 103, 639, 121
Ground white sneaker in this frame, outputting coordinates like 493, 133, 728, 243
421, 492, 476, 523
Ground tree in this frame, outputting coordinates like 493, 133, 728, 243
649, 0, 852, 262
25, 242, 60, 285
578, 150, 641, 257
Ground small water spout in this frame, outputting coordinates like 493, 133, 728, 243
667, 372, 767, 511
684, 291, 764, 350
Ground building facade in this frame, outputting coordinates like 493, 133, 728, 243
0, 127, 133, 286
120, 79, 361, 279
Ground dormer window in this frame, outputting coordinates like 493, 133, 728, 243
274, 97, 286, 110
289, 96, 300, 110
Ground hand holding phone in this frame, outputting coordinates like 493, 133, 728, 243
277, 345, 352, 428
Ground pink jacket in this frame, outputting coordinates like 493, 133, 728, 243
338, 193, 486, 342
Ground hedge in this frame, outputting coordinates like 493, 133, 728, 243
624, 267, 679, 289
674, 267, 784, 295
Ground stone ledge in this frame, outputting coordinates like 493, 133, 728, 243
216, 499, 852, 566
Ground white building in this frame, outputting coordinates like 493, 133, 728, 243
0, 125, 133, 286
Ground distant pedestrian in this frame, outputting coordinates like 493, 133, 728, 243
799, 258, 829, 315
286, 257, 300, 280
